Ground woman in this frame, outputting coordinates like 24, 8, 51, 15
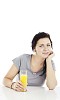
3, 32, 57, 92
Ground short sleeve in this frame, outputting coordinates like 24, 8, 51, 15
12, 56, 21, 71
51, 60, 56, 71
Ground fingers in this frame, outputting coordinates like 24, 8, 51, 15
13, 81, 25, 92
15, 87, 24, 92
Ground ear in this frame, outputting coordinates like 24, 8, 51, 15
33, 49, 36, 52
34, 49, 36, 52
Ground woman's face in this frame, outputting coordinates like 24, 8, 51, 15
35, 38, 52, 58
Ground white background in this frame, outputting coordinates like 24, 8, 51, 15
0, 0, 60, 87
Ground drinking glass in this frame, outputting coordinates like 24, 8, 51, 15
20, 70, 27, 91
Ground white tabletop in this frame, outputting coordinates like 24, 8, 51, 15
0, 85, 60, 100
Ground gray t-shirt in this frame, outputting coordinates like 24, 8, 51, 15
12, 54, 55, 86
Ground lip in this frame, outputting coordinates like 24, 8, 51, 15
42, 52, 49, 54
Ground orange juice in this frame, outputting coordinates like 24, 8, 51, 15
20, 70, 27, 91
20, 75, 27, 88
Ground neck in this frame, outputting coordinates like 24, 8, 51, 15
32, 54, 45, 64
31, 54, 45, 73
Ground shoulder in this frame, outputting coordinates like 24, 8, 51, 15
13, 54, 31, 60
17, 54, 31, 60
20, 54, 31, 58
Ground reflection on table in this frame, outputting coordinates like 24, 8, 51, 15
0, 85, 60, 100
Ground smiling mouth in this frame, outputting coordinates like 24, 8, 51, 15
42, 52, 49, 54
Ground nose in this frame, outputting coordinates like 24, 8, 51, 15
44, 46, 48, 50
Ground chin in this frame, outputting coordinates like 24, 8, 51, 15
42, 57, 48, 59
42, 55, 49, 59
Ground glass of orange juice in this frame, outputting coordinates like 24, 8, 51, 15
20, 70, 27, 92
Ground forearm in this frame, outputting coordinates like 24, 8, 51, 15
46, 60, 57, 89
3, 77, 12, 88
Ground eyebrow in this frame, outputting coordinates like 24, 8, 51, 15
38, 43, 51, 45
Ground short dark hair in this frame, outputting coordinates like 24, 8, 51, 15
31, 32, 53, 50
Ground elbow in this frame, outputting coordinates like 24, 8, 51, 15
46, 81, 57, 90
3, 77, 7, 86
3, 77, 11, 86
48, 85, 56, 90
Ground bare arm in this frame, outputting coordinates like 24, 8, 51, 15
46, 52, 57, 90
3, 64, 19, 88
3, 64, 25, 92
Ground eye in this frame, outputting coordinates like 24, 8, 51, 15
39, 46, 42, 47
47, 44, 51, 46
39, 45, 44, 47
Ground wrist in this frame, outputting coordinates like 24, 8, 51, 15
11, 82, 16, 89
46, 58, 51, 62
